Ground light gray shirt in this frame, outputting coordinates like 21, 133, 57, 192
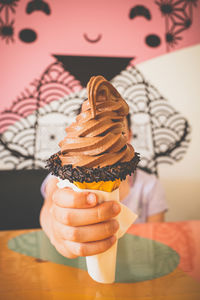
122, 169, 168, 223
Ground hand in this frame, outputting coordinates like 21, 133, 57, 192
47, 186, 121, 258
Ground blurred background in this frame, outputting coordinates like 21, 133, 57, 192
0, 0, 200, 229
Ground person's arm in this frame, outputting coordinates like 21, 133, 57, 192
147, 211, 165, 223
145, 175, 168, 223
40, 176, 120, 258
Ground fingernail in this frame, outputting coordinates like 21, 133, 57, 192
87, 193, 96, 205
49, 207, 53, 214
112, 203, 120, 214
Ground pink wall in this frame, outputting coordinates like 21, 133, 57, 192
1, 0, 200, 111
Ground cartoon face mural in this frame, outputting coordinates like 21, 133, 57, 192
1, 0, 200, 107
1, 0, 199, 50
0, 0, 199, 174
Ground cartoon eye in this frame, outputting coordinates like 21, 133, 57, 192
26, 0, 51, 15
19, 29, 37, 43
145, 34, 161, 47
129, 5, 151, 20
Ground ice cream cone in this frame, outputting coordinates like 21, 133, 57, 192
73, 179, 121, 192
47, 75, 140, 283
57, 178, 137, 283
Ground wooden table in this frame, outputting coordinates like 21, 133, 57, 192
0, 220, 200, 300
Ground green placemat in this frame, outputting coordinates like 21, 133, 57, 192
8, 231, 180, 283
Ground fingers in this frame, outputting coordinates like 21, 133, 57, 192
45, 176, 59, 199
50, 188, 121, 258
52, 188, 97, 208
52, 201, 121, 226
51, 237, 78, 259
52, 219, 119, 242
64, 236, 117, 257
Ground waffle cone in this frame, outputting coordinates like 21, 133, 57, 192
73, 179, 121, 192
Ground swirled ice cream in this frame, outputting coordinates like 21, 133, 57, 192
59, 76, 135, 168
47, 75, 139, 187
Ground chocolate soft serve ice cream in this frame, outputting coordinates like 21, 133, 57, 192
47, 75, 139, 191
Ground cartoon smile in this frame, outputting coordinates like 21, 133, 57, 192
83, 33, 102, 43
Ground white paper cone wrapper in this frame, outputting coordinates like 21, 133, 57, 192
57, 179, 137, 283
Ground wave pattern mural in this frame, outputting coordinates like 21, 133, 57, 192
0, 62, 190, 174
113, 68, 190, 174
